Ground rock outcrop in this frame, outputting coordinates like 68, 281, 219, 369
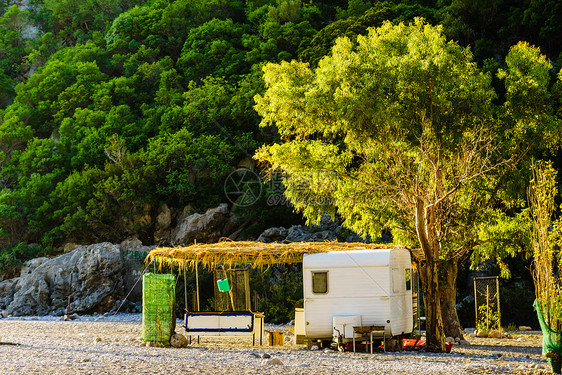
154, 203, 237, 245
257, 227, 289, 243
171, 203, 236, 245
257, 214, 366, 243
0, 242, 150, 316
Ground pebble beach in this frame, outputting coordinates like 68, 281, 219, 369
0, 314, 551, 374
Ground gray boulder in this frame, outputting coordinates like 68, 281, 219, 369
257, 227, 289, 243
309, 231, 338, 242
170, 333, 188, 348
285, 225, 310, 242
285, 225, 337, 242
6, 243, 127, 316
171, 203, 236, 245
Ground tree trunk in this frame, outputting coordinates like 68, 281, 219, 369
415, 197, 446, 352
439, 259, 464, 340
420, 258, 446, 352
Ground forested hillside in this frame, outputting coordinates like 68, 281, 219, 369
0, 0, 560, 271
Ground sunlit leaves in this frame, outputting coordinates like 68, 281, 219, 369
255, 19, 500, 247
498, 42, 558, 148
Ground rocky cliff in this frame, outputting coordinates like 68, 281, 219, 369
0, 240, 151, 317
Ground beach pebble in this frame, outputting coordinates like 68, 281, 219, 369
266, 358, 283, 366
170, 333, 187, 348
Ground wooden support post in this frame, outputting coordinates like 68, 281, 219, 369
470, 280, 478, 328
253, 291, 258, 312
244, 270, 251, 311
486, 285, 490, 333
65, 270, 73, 316
184, 262, 188, 312
195, 264, 200, 311
222, 267, 235, 311
496, 277, 501, 333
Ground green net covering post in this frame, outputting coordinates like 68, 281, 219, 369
534, 299, 562, 374
142, 273, 176, 344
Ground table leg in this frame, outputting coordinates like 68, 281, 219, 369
370, 330, 373, 354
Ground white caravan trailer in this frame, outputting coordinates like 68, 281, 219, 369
298, 248, 414, 347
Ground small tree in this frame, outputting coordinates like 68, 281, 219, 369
530, 160, 562, 329
529, 160, 562, 373
255, 19, 511, 351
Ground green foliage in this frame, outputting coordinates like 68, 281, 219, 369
520, 0, 562, 56
298, 1, 437, 67
141, 129, 236, 206
178, 19, 250, 81
499, 42, 559, 149
0, 188, 26, 249
477, 303, 500, 331
0, 67, 13, 107
531, 160, 562, 331
336, 0, 373, 19
472, 209, 532, 278
43, 0, 146, 44
439, 0, 504, 46
0, 6, 31, 78
251, 265, 303, 324
0, 242, 44, 272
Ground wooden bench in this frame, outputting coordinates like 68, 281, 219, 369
184, 311, 265, 346
352, 325, 386, 353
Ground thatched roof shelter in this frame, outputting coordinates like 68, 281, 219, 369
146, 240, 416, 270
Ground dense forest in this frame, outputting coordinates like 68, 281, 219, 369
0, 0, 561, 294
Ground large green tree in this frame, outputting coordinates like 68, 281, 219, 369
254, 19, 514, 351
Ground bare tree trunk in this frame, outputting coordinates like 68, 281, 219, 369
420, 259, 446, 352
439, 260, 464, 340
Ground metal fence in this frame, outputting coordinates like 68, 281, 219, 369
474, 276, 501, 332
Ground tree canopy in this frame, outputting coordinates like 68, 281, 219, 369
254, 18, 560, 350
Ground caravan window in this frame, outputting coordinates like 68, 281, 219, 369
312, 271, 328, 294
405, 268, 411, 291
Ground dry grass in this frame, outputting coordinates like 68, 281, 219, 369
146, 240, 405, 270
529, 160, 562, 330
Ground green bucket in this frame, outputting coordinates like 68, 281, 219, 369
217, 278, 230, 292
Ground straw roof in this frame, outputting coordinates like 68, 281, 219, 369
146, 240, 419, 270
